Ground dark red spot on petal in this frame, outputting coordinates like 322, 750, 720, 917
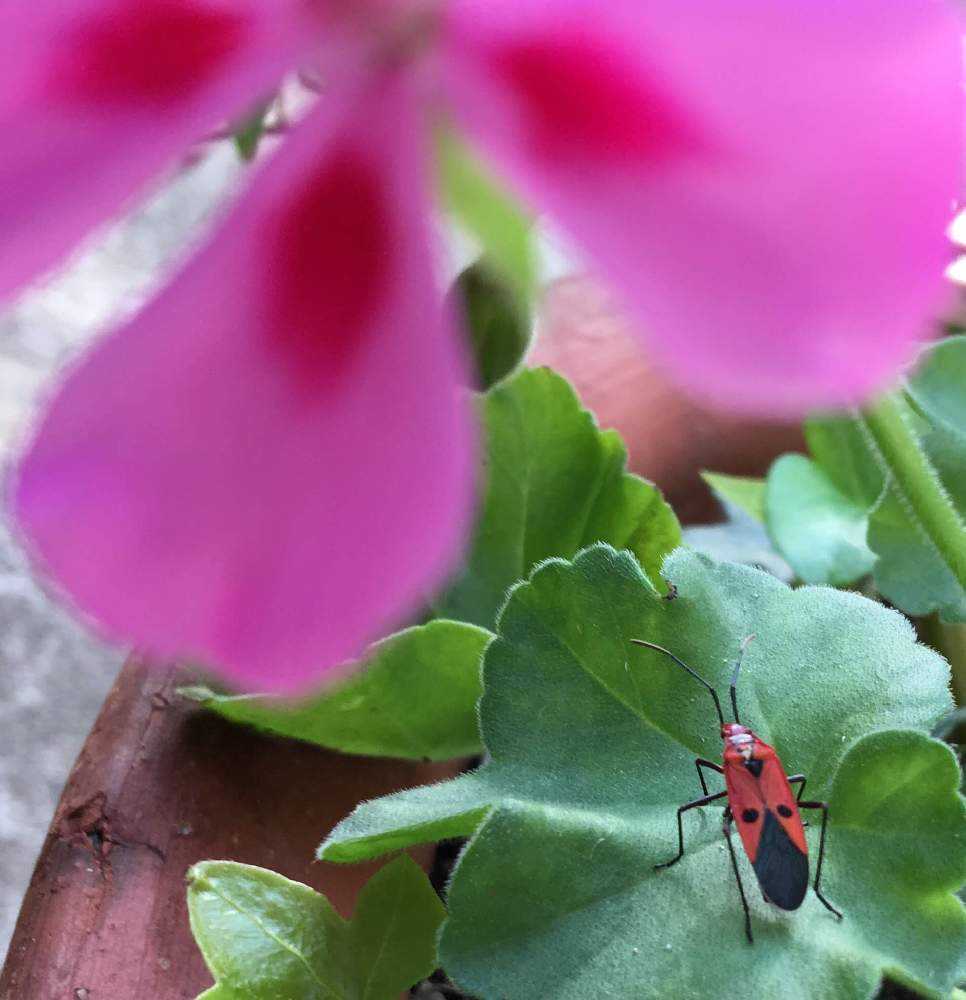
267, 150, 393, 396
59, 1, 248, 106
492, 31, 696, 162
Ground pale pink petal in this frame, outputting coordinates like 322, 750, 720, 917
442, 0, 962, 416
0, 0, 317, 302
13, 78, 475, 693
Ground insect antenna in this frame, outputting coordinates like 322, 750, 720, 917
729, 634, 756, 724
630, 640, 725, 727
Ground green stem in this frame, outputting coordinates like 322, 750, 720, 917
860, 392, 966, 599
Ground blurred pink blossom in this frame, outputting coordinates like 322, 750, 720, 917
4, 0, 960, 690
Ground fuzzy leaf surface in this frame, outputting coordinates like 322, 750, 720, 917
322, 546, 962, 1000
187, 855, 444, 1000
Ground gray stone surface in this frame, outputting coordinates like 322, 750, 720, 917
0, 144, 240, 958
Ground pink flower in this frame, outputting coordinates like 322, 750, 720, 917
5, 1, 960, 691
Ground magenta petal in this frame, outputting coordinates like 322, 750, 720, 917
0, 0, 312, 302
444, 1, 962, 415
13, 79, 475, 693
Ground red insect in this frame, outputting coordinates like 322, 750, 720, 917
630, 636, 843, 943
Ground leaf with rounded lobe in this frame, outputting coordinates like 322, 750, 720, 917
187, 855, 444, 1000
433, 367, 680, 627
322, 546, 961, 1000
765, 453, 876, 586
182, 620, 492, 761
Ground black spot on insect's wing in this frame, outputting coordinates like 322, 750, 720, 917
744, 759, 764, 778
777, 804, 793, 818
752, 809, 808, 911
741, 808, 759, 823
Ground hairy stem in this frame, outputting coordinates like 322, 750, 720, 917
860, 392, 966, 600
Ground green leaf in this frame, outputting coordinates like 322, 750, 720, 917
765, 453, 876, 586
905, 337, 966, 439
759, 338, 966, 622
436, 128, 535, 305
187, 855, 445, 1000
867, 415, 966, 623
452, 262, 532, 389
233, 104, 269, 161
322, 546, 961, 999
701, 471, 766, 523
433, 367, 681, 627
181, 620, 491, 761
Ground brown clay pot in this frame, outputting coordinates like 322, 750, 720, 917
0, 659, 458, 999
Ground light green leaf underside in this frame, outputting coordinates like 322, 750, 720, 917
765, 452, 876, 586
323, 546, 961, 1000
182, 620, 492, 761
188, 855, 444, 1000
434, 367, 681, 628
701, 471, 766, 523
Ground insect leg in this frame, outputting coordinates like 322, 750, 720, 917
787, 773, 806, 802
798, 800, 843, 919
694, 758, 724, 796
655, 790, 728, 870
722, 807, 753, 944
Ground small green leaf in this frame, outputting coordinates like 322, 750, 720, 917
187, 855, 444, 1000
182, 620, 492, 761
765, 453, 876, 586
804, 416, 884, 508
433, 367, 681, 627
322, 546, 961, 999
452, 262, 532, 389
436, 128, 535, 305
905, 337, 966, 439
233, 104, 269, 161
701, 471, 766, 523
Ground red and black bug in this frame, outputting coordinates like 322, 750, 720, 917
630, 635, 843, 943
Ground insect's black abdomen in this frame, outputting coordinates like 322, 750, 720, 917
752, 809, 808, 910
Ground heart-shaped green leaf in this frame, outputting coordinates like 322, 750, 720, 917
321, 546, 962, 999
188, 854, 444, 1000
434, 367, 681, 627
181, 620, 492, 761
